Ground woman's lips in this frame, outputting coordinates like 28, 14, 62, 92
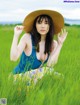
40, 30, 45, 32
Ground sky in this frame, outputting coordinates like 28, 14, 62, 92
0, 0, 80, 22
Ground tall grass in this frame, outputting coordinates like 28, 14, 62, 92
0, 25, 80, 105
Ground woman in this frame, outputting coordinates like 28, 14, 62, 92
10, 10, 68, 81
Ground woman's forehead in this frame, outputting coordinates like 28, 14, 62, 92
37, 16, 49, 21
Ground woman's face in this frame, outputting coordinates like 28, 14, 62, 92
36, 18, 50, 36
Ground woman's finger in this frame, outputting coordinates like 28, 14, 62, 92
16, 25, 24, 30
19, 25, 24, 29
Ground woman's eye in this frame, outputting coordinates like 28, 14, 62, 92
38, 21, 42, 24
45, 21, 48, 24
37, 20, 48, 24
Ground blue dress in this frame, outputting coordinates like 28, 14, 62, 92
12, 34, 49, 74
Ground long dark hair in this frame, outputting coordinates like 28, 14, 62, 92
31, 14, 54, 54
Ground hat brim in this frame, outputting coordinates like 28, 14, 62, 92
23, 9, 64, 34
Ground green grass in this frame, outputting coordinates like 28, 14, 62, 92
0, 25, 80, 105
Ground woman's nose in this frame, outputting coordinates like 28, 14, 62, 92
41, 23, 45, 27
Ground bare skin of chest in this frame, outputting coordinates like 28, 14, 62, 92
24, 41, 48, 62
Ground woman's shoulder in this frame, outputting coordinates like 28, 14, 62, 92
21, 33, 32, 44
22, 33, 31, 39
22, 33, 32, 41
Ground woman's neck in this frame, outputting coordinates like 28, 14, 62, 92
40, 35, 46, 41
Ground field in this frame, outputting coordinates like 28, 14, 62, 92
0, 25, 80, 105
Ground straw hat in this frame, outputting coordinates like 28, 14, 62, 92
23, 9, 64, 34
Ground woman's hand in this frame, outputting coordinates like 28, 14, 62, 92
57, 28, 68, 46
14, 25, 24, 37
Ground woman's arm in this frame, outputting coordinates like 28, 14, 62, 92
47, 42, 62, 66
47, 29, 68, 67
10, 25, 30, 61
